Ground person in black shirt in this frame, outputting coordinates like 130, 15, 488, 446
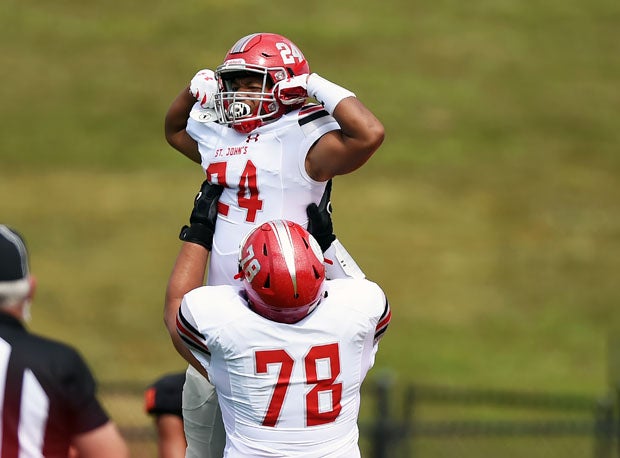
0, 225, 129, 458
145, 372, 186, 458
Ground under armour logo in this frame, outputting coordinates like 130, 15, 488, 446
246, 133, 260, 143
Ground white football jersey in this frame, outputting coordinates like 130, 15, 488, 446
187, 104, 339, 286
177, 278, 391, 458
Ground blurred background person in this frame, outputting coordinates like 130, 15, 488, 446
145, 372, 187, 458
0, 225, 129, 458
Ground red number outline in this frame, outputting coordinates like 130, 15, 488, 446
254, 343, 342, 427
205, 160, 264, 222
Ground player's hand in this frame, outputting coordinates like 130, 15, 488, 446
179, 180, 224, 250
273, 74, 309, 106
189, 69, 218, 109
306, 180, 336, 252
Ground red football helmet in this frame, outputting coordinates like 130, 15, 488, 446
214, 33, 310, 133
237, 220, 325, 324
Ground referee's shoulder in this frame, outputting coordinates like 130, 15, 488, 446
23, 330, 84, 362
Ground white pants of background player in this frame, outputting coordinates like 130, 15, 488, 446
182, 241, 364, 457
183, 365, 226, 458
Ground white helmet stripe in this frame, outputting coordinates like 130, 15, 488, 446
0, 225, 29, 277
230, 33, 261, 53
268, 221, 298, 296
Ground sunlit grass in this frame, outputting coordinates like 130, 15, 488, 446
1, 0, 619, 441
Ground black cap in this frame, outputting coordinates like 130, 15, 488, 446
145, 372, 185, 418
0, 226, 30, 282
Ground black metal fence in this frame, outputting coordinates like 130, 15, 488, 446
359, 376, 619, 458
101, 378, 619, 458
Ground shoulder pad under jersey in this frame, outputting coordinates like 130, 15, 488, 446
298, 103, 330, 127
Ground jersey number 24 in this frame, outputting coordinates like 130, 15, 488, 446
206, 161, 263, 223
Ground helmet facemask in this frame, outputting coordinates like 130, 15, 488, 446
214, 64, 288, 133
214, 33, 311, 133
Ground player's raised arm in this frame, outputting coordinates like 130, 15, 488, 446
164, 180, 222, 377
274, 73, 385, 181
308, 73, 385, 180
164, 69, 219, 164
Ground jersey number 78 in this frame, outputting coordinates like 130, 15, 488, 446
254, 343, 342, 427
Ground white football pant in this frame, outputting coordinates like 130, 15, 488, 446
182, 365, 226, 458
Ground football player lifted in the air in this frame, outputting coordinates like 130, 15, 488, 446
164, 32, 384, 457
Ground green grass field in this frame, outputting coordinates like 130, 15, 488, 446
2, 0, 619, 442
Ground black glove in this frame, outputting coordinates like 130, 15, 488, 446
306, 179, 336, 252
179, 180, 224, 250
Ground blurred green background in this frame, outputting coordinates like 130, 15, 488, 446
2, 0, 619, 418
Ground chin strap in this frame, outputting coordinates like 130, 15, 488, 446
323, 239, 366, 280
